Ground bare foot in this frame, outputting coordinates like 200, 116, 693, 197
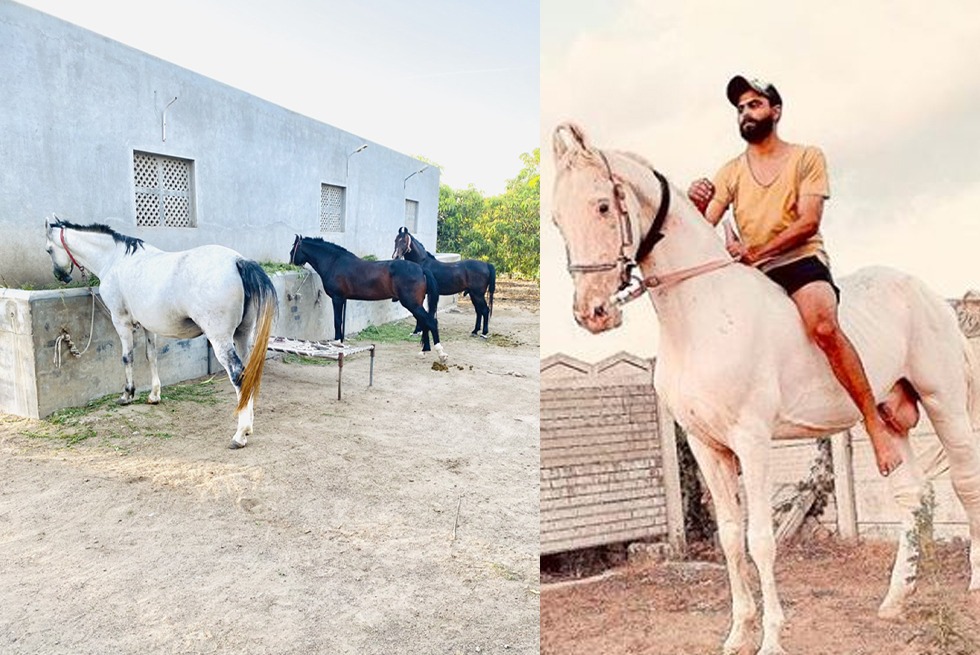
866, 417, 903, 477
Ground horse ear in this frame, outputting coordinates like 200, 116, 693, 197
553, 122, 590, 162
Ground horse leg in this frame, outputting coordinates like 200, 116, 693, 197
112, 318, 138, 405
878, 434, 926, 619
469, 292, 482, 336
409, 306, 432, 353
687, 436, 756, 655
331, 296, 346, 342
145, 329, 161, 404
737, 431, 786, 655
919, 393, 980, 593
233, 327, 255, 442
210, 337, 248, 448
477, 293, 491, 337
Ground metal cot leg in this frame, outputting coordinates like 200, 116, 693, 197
337, 351, 344, 400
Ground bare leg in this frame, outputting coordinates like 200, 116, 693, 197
792, 282, 902, 476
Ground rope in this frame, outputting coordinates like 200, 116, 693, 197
54, 287, 98, 367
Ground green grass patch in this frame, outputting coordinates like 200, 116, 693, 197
260, 261, 305, 275
25, 378, 219, 447
3, 274, 101, 291
354, 320, 418, 343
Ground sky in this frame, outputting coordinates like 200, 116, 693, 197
541, 0, 980, 362
15, 0, 539, 196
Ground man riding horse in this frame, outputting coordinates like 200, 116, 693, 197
687, 75, 908, 477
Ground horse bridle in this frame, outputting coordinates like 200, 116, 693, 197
59, 227, 86, 276
565, 151, 671, 293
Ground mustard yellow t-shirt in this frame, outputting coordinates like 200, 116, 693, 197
711, 144, 830, 272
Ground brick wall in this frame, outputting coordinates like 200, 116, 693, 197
540, 353, 670, 554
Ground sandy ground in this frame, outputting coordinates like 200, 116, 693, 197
0, 281, 540, 655
541, 538, 980, 655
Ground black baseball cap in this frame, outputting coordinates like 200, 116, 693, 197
726, 75, 782, 107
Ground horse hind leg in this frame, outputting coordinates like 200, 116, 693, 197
878, 435, 927, 619
211, 338, 250, 449
919, 393, 980, 593
469, 292, 482, 336
686, 436, 757, 655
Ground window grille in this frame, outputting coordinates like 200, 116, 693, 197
320, 184, 345, 232
133, 152, 195, 227
404, 200, 419, 232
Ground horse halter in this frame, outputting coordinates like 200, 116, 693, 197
565, 151, 671, 292
59, 227, 86, 276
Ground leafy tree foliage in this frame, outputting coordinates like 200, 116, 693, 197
435, 149, 539, 279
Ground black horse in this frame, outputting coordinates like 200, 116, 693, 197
391, 227, 496, 337
290, 235, 446, 359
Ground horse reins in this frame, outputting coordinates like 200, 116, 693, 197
564, 153, 733, 305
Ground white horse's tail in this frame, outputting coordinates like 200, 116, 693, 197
236, 260, 278, 413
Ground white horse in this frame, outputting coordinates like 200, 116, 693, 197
550, 123, 980, 655
44, 218, 277, 449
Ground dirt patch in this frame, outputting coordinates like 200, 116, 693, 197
0, 297, 539, 655
541, 538, 980, 655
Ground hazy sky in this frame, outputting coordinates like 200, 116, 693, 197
16, 0, 539, 196
542, 0, 980, 361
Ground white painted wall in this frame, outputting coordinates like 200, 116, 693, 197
0, 1, 439, 288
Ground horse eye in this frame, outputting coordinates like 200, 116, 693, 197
598, 201, 610, 215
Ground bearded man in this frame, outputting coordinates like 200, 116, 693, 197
687, 75, 903, 477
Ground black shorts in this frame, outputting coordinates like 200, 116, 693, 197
765, 256, 840, 302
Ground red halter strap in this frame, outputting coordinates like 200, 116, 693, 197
60, 228, 85, 274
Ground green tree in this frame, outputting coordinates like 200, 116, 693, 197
434, 149, 540, 279
471, 149, 540, 277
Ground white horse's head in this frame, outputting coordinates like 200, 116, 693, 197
552, 122, 639, 333
44, 216, 74, 284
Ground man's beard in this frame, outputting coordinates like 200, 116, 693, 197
740, 115, 774, 143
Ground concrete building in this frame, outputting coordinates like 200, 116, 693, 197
0, 1, 449, 418
0, 0, 439, 287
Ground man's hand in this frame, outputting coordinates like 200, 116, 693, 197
687, 178, 715, 215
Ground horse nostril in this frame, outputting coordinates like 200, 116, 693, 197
594, 305, 607, 318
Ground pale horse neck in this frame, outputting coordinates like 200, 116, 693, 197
60, 229, 131, 280
611, 152, 736, 338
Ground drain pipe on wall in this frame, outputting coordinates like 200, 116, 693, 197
162, 96, 178, 142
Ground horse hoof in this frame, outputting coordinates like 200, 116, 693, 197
147, 399, 160, 405
117, 397, 134, 406
228, 440, 246, 450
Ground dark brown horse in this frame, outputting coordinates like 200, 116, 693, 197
290, 235, 446, 360
391, 228, 496, 337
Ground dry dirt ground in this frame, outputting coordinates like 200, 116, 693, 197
541, 538, 980, 655
0, 281, 540, 655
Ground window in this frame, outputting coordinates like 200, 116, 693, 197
133, 151, 195, 227
404, 199, 419, 232
320, 184, 346, 232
